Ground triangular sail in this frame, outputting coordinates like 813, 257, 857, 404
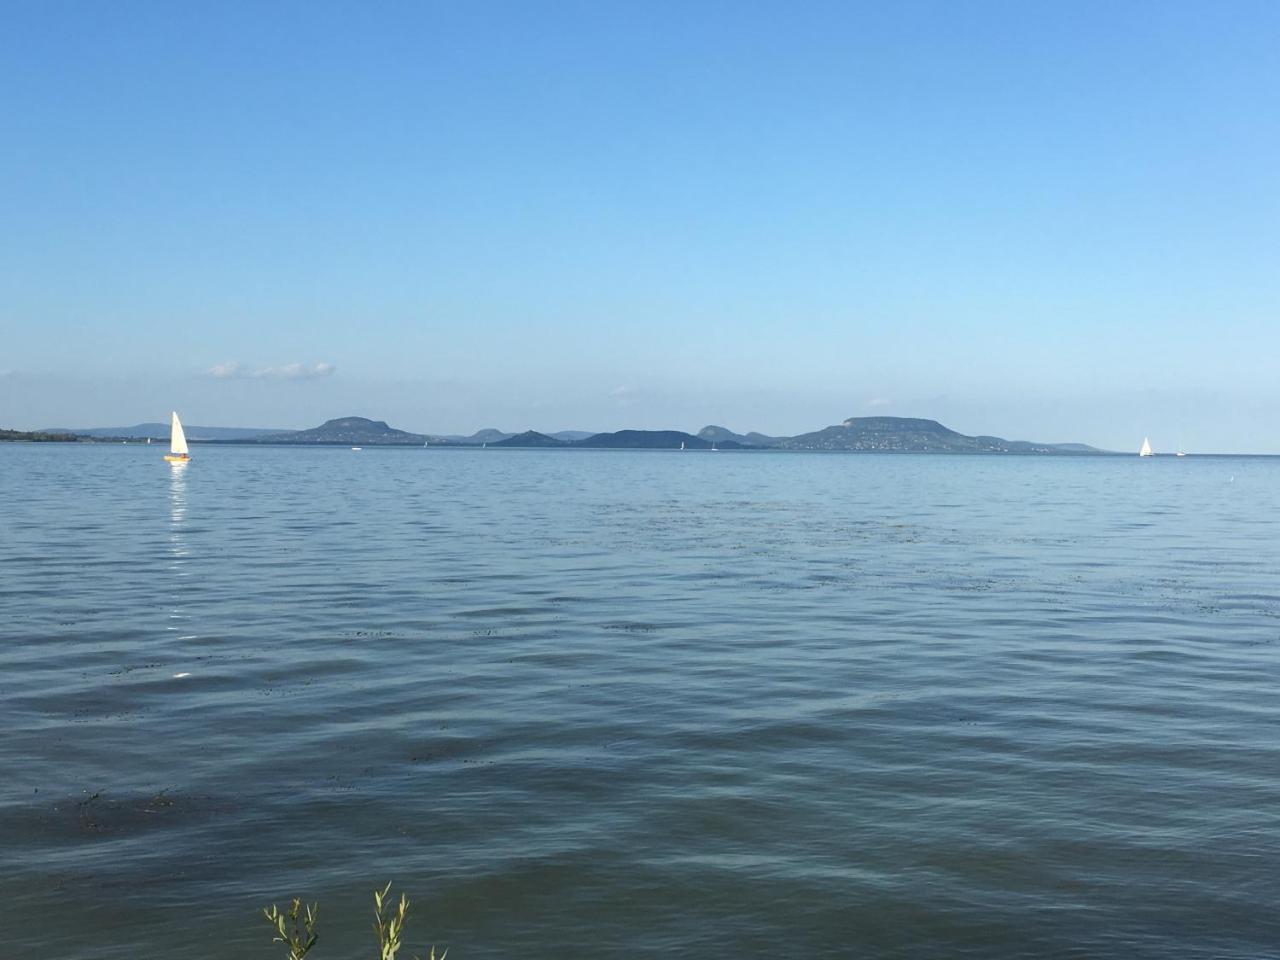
1139, 437, 1152, 457
170, 412, 189, 455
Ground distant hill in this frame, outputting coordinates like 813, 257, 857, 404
45, 423, 285, 440
575, 430, 712, 449
492, 431, 566, 447
432, 428, 514, 445
258, 417, 426, 445
2, 427, 82, 442
697, 425, 749, 444
432, 428, 593, 444
696, 425, 784, 447
777, 417, 1102, 453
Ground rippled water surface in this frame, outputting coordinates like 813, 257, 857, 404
2, 445, 1278, 959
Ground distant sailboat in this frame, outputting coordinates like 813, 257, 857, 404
164, 412, 191, 463
711, 443, 719, 452
351, 447, 362, 451
680, 441, 686, 450
1139, 437, 1153, 457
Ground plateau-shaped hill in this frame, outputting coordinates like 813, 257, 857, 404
260, 417, 426, 445
778, 417, 1101, 454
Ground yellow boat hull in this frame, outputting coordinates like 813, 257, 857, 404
164, 455, 190, 463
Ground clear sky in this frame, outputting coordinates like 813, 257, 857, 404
2, 1, 1278, 451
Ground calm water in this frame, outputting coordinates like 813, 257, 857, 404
2, 445, 1278, 959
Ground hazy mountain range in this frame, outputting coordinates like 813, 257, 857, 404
43, 415, 1106, 453
42, 420, 597, 445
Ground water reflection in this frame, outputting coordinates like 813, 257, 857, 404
168, 461, 189, 568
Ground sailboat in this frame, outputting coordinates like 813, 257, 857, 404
164, 411, 191, 463
1138, 437, 1153, 458
680, 441, 686, 451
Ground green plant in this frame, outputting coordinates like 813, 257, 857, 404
372, 882, 408, 960
261, 884, 444, 959
262, 898, 318, 960
372, 882, 445, 960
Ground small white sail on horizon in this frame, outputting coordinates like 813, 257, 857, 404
1139, 437, 1153, 457
170, 412, 189, 456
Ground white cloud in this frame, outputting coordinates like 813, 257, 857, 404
867, 397, 892, 408
207, 361, 336, 380
267, 362, 335, 380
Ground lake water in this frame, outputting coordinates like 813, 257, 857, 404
2, 444, 1278, 959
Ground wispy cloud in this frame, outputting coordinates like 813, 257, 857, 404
609, 385, 634, 397
867, 397, 892, 408
207, 361, 336, 381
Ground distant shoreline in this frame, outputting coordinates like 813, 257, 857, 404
12, 437, 1272, 456
22, 415, 1126, 455
14, 416, 1264, 455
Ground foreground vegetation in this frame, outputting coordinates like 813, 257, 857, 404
263, 883, 444, 960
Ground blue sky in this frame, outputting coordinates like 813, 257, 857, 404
2, 1, 1278, 451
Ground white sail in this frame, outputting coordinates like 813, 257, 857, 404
170, 412, 189, 455
1139, 437, 1152, 457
